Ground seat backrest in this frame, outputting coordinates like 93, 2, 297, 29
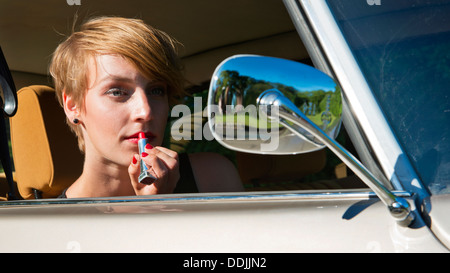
10, 85, 83, 199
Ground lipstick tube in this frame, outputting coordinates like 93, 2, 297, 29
138, 132, 157, 185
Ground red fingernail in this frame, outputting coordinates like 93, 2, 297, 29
141, 152, 149, 157
145, 143, 153, 149
132, 156, 137, 164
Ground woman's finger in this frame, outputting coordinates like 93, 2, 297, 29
141, 151, 178, 193
141, 152, 166, 181
149, 145, 178, 158
146, 146, 179, 170
128, 154, 145, 191
129, 153, 161, 194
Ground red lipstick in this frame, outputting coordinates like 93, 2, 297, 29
138, 132, 157, 185
126, 132, 155, 144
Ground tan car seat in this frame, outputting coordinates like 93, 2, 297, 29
10, 85, 83, 199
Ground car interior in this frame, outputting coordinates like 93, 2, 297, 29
0, 1, 366, 200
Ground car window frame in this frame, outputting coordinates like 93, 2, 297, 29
283, 0, 430, 202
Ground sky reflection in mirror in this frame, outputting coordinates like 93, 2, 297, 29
218, 55, 336, 92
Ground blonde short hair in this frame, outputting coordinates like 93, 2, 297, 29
49, 16, 185, 152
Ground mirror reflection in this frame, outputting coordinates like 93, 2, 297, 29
208, 55, 342, 155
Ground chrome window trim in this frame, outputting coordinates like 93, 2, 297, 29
282, 0, 392, 189
284, 0, 428, 200
0, 190, 412, 209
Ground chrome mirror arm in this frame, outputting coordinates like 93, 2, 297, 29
258, 89, 415, 227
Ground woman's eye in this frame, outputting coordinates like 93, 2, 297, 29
148, 86, 166, 96
106, 88, 128, 97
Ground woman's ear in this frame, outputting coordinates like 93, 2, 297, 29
62, 91, 80, 123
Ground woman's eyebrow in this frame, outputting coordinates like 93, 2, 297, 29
96, 73, 160, 88
97, 74, 135, 84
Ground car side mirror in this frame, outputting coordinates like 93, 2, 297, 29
207, 54, 341, 155
0, 46, 17, 117
0, 46, 18, 200
207, 55, 415, 227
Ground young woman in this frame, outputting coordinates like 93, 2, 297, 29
50, 16, 243, 198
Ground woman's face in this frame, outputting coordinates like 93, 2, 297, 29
79, 54, 169, 166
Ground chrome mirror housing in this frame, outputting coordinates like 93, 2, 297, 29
207, 54, 342, 155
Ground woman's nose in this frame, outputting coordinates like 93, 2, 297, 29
132, 89, 152, 122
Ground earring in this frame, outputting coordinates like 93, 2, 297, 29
73, 118, 79, 124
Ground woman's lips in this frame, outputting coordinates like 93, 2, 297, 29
125, 132, 155, 144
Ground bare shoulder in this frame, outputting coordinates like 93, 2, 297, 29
188, 152, 244, 192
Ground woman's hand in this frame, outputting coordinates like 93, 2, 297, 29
128, 145, 180, 195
